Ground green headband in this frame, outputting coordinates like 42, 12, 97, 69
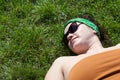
65, 18, 101, 38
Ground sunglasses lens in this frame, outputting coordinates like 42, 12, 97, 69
69, 22, 78, 33
63, 22, 79, 45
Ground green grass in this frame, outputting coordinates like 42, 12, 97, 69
0, 0, 120, 80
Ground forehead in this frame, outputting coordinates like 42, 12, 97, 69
64, 23, 71, 34
64, 22, 80, 34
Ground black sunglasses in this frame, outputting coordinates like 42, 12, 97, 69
63, 22, 82, 45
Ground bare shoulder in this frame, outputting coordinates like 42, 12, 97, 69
44, 56, 75, 80
55, 56, 80, 70
55, 56, 81, 79
116, 43, 120, 47
105, 43, 120, 51
112, 43, 120, 49
54, 56, 76, 64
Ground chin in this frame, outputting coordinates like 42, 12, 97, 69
72, 44, 88, 55
72, 47, 84, 55
69, 41, 88, 54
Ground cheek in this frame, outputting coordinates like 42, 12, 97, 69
77, 25, 93, 37
69, 39, 89, 54
68, 37, 84, 49
73, 39, 86, 48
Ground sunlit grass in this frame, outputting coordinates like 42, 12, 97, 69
0, 0, 120, 80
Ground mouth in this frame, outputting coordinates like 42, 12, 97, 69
71, 37, 78, 43
69, 37, 78, 49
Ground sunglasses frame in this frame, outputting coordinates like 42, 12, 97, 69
63, 22, 83, 45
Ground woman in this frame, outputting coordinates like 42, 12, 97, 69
45, 15, 120, 80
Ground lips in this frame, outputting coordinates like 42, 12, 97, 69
71, 37, 78, 43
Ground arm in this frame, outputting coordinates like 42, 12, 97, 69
44, 57, 64, 80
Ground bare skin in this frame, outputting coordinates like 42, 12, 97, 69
44, 23, 120, 80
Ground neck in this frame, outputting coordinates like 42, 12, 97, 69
86, 37, 105, 55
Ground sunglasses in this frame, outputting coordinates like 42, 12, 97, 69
63, 22, 82, 45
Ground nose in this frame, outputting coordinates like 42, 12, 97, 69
67, 33, 74, 41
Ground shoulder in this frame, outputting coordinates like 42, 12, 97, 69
53, 56, 78, 69
112, 43, 120, 49
105, 43, 120, 51
54, 56, 75, 64
116, 43, 120, 47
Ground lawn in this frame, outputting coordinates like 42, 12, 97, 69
0, 0, 120, 80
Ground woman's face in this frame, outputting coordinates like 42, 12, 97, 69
64, 22, 96, 54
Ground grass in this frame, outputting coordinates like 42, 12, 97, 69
0, 0, 120, 80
